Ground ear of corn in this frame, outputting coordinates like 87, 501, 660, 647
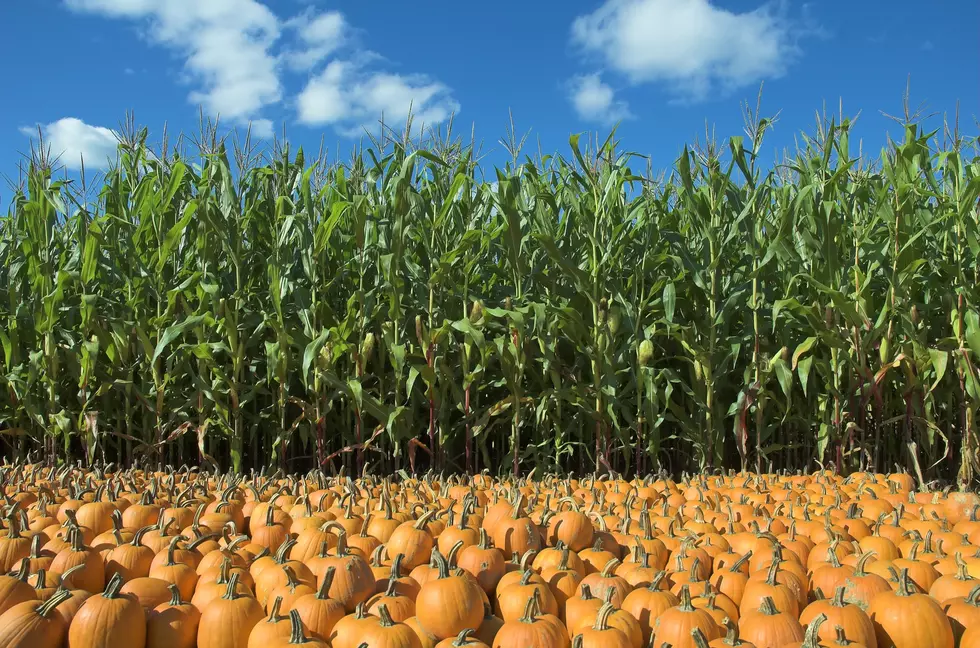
0, 111, 978, 482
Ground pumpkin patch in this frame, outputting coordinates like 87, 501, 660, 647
0, 466, 972, 647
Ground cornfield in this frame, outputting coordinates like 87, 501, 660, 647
1, 106, 979, 483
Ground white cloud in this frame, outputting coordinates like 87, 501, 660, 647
570, 74, 631, 123
571, 0, 794, 100
297, 59, 459, 136
63, 1, 459, 137
20, 118, 118, 170
66, 0, 282, 129
284, 10, 347, 71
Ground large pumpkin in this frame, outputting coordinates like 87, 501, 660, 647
866, 568, 953, 648
197, 573, 265, 648
67, 572, 146, 648
0, 588, 73, 648
416, 549, 485, 639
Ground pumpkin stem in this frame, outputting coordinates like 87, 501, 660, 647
432, 549, 451, 579
520, 569, 542, 589
287, 609, 309, 644
830, 586, 847, 608
103, 572, 125, 599
764, 557, 780, 585
377, 603, 396, 627
267, 596, 284, 622
827, 544, 842, 569
728, 551, 752, 573
593, 602, 615, 631
32, 569, 47, 591
688, 557, 701, 580
600, 557, 620, 577
274, 538, 298, 564
721, 616, 738, 644
413, 509, 436, 530
690, 627, 710, 648
648, 571, 667, 592
222, 572, 243, 600
579, 584, 595, 601
801, 613, 827, 648
758, 596, 779, 616
447, 541, 464, 569
283, 565, 301, 589
452, 629, 475, 647
678, 585, 694, 612
853, 551, 874, 576
955, 554, 970, 580
477, 528, 493, 550
167, 583, 184, 606
965, 583, 980, 606
894, 568, 918, 596
165, 534, 185, 566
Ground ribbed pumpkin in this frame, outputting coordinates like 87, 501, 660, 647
0, 511, 32, 572
490, 592, 569, 648
434, 628, 490, 648
841, 552, 891, 609
357, 603, 424, 648
866, 568, 953, 648
576, 557, 631, 607
737, 595, 804, 648
0, 588, 73, 648
268, 609, 330, 648
621, 571, 679, 640
386, 511, 438, 571
146, 583, 200, 648
319, 531, 375, 612
197, 573, 265, 648
368, 575, 417, 622
104, 526, 155, 581
67, 572, 147, 648
120, 576, 173, 613
51, 527, 105, 594
652, 586, 721, 648
799, 587, 876, 648
328, 603, 374, 648
488, 495, 541, 558
0, 562, 36, 616
740, 560, 800, 618
942, 584, 980, 644
416, 549, 485, 639
708, 551, 753, 607
570, 602, 632, 648
247, 596, 291, 647
292, 566, 346, 642
497, 568, 559, 621
457, 529, 505, 594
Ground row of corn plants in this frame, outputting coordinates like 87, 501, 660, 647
1, 108, 979, 482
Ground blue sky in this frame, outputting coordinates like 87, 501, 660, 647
1, 0, 977, 184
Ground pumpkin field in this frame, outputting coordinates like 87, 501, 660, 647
0, 105, 979, 648
0, 466, 980, 648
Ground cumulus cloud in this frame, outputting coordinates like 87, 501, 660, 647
63, 0, 458, 136
297, 60, 460, 136
569, 74, 631, 123
571, 0, 795, 101
284, 10, 347, 71
66, 0, 282, 132
20, 118, 118, 170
